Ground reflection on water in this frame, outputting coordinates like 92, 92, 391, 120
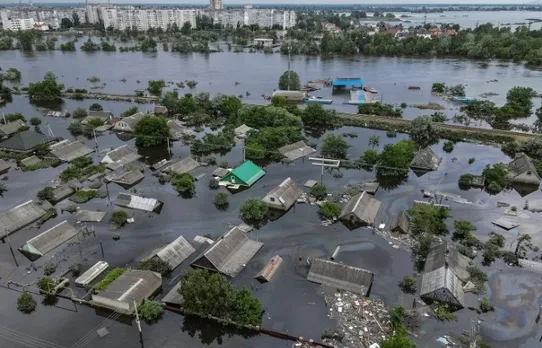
483, 270, 542, 341
181, 315, 259, 345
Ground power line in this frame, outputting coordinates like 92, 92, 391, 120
0, 325, 66, 348
69, 310, 123, 348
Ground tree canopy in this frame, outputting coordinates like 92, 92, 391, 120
27, 72, 64, 102
320, 134, 350, 160
134, 116, 170, 147
410, 116, 440, 148
278, 70, 301, 90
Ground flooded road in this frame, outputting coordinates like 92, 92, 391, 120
1, 51, 542, 348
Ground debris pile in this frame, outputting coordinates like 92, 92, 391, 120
323, 291, 391, 348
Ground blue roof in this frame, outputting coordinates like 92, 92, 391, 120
332, 78, 364, 87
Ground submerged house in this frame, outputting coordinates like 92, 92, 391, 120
112, 112, 147, 133
410, 147, 441, 173
278, 141, 316, 162
19, 221, 78, 261
191, 226, 264, 277
161, 156, 200, 175
114, 193, 163, 213
220, 160, 265, 188
339, 191, 382, 227
234, 124, 254, 139
0, 130, 53, 153
389, 211, 411, 234
81, 111, 113, 125
49, 139, 94, 162
307, 258, 374, 296
420, 242, 470, 309
507, 153, 541, 186
152, 235, 196, 270
0, 200, 46, 237
101, 145, 141, 169
0, 120, 27, 138
262, 177, 303, 211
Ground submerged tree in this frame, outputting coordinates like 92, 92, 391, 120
278, 70, 301, 90
134, 116, 170, 147
410, 116, 439, 148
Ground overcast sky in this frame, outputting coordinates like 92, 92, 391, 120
0, 0, 536, 4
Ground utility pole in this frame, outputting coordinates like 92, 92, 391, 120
93, 128, 99, 154
134, 300, 144, 348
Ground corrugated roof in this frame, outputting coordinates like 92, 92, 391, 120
74, 210, 107, 222
423, 242, 448, 273
164, 156, 199, 175
507, 153, 540, 184
161, 281, 183, 306
0, 200, 46, 235
110, 169, 145, 187
20, 155, 41, 166
264, 177, 303, 210
389, 211, 410, 233
228, 160, 265, 187
19, 220, 78, 261
50, 140, 94, 162
75, 261, 109, 287
51, 185, 75, 202
212, 167, 230, 178
114, 193, 163, 213
91, 270, 162, 314
420, 267, 465, 308
0, 130, 52, 152
0, 159, 11, 173
234, 124, 253, 138
256, 255, 283, 282
410, 147, 441, 171
423, 242, 471, 282
192, 226, 263, 277
491, 217, 519, 230
278, 141, 316, 161
167, 120, 196, 139
156, 235, 196, 269
0, 120, 26, 136
101, 145, 141, 166
307, 259, 374, 296
340, 191, 382, 225
113, 112, 146, 131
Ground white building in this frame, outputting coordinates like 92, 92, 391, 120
100, 7, 197, 31
210, 0, 223, 11
5, 18, 36, 31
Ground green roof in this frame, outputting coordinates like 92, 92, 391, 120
223, 160, 265, 187
0, 130, 51, 152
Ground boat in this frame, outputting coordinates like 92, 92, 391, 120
408, 86, 421, 90
303, 96, 332, 104
363, 86, 378, 93
452, 96, 477, 104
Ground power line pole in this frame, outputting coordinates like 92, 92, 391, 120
134, 301, 144, 348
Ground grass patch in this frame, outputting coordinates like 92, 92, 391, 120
94, 268, 126, 292
21, 158, 60, 172
68, 190, 104, 203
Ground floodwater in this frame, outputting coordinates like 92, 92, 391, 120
2, 49, 542, 348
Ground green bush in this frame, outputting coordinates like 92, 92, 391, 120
468, 157, 475, 164
17, 291, 37, 314
30, 117, 42, 126
37, 277, 56, 294
37, 186, 54, 202
442, 141, 454, 153
398, 276, 417, 294
318, 201, 341, 219
69, 190, 98, 203
240, 199, 268, 222
214, 192, 229, 210
209, 178, 220, 190
479, 297, 494, 313
310, 184, 327, 200
433, 303, 457, 321
138, 300, 164, 323
171, 172, 195, 196
94, 268, 126, 292
63, 204, 77, 213
139, 258, 172, 278
70, 263, 82, 277
43, 263, 56, 276
110, 211, 128, 228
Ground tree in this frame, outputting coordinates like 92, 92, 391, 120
44, 263, 56, 276
89, 103, 103, 111
389, 306, 407, 329
452, 220, 476, 241
72, 107, 88, 119
37, 186, 54, 202
409, 204, 449, 236
368, 135, 380, 148
310, 184, 327, 200
318, 201, 341, 219
2, 67, 21, 82
377, 140, 417, 176
515, 233, 532, 258
37, 277, 56, 294
482, 163, 509, 194
138, 300, 164, 324
301, 104, 337, 128
442, 141, 454, 153
240, 199, 268, 223
0, 81, 12, 105
410, 116, 439, 148
122, 106, 138, 117
110, 211, 128, 228
29, 117, 42, 126
72, 12, 80, 27
171, 173, 195, 197
361, 149, 378, 169
27, 73, 64, 102
278, 70, 301, 90
380, 328, 416, 348
214, 192, 229, 210
398, 276, 417, 294
181, 21, 192, 35
134, 116, 170, 147
17, 291, 37, 314
271, 95, 288, 108
139, 258, 173, 277
320, 134, 349, 159
148, 80, 165, 95
60, 17, 73, 29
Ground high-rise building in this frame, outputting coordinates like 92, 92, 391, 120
210, 0, 223, 11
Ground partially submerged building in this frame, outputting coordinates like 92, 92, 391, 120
410, 147, 442, 173
234, 124, 254, 139
191, 226, 264, 277
167, 120, 196, 139
0, 120, 27, 138
423, 242, 471, 282
154, 105, 168, 115
75, 261, 109, 287
271, 90, 307, 102
74, 210, 108, 223
81, 111, 113, 125
114, 193, 163, 213
278, 141, 316, 162
220, 160, 265, 188
0, 130, 53, 153
307, 258, 374, 296
0, 200, 46, 236
153, 235, 196, 270
112, 112, 146, 133
50, 185, 75, 203
91, 270, 162, 314
100, 145, 141, 170
255, 255, 283, 282
389, 211, 411, 234
49, 140, 94, 162
262, 177, 303, 211
161, 156, 200, 175
19, 220, 78, 261
507, 153, 541, 186
108, 169, 145, 189
20, 155, 41, 167
339, 191, 382, 227
0, 159, 11, 174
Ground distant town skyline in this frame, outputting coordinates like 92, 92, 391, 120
0, 0, 537, 5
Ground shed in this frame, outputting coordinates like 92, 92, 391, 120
389, 211, 410, 234
81, 111, 113, 125
161, 281, 183, 307
307, 258, 374, 296
51, 185, 75, 203
262, 177, 303, 211
339, 191, 382, 227
75, 261, 109, 287
101, 145, 141, 168
507, 153, 541, 186
110, 169, 145, 189
410, 147, 441, 172
212, 167, 230, 178
49, 140, 94, 162
91, 270, 162, 314
0, 120, 27, 137
155, 235, 196, 270
278, 141, 316, 161
168, 120, 196, 139
191, 226, 264, 277
0, 200, 46, 236
234, 124, 254, 139
220, 160, 265, 188
19, 221, 78, 261
74, 210, 108, 223
154, 105, 168, 115
0, 130, 53, 153
420, 267, 465, 309
162, 156, 199, 175
255, 255, 283, 282
0, 159, 11, 174
113, 112, 146, 132
491, 217, 519, 230
423, 242, 471, 282
20, 155, 41, 166
332, 77, 364, 88
359, 181, 379, 194
271, 90, 307, 102
114, 193, 163, 213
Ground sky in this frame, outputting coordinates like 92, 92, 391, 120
0, 0, 538, 4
